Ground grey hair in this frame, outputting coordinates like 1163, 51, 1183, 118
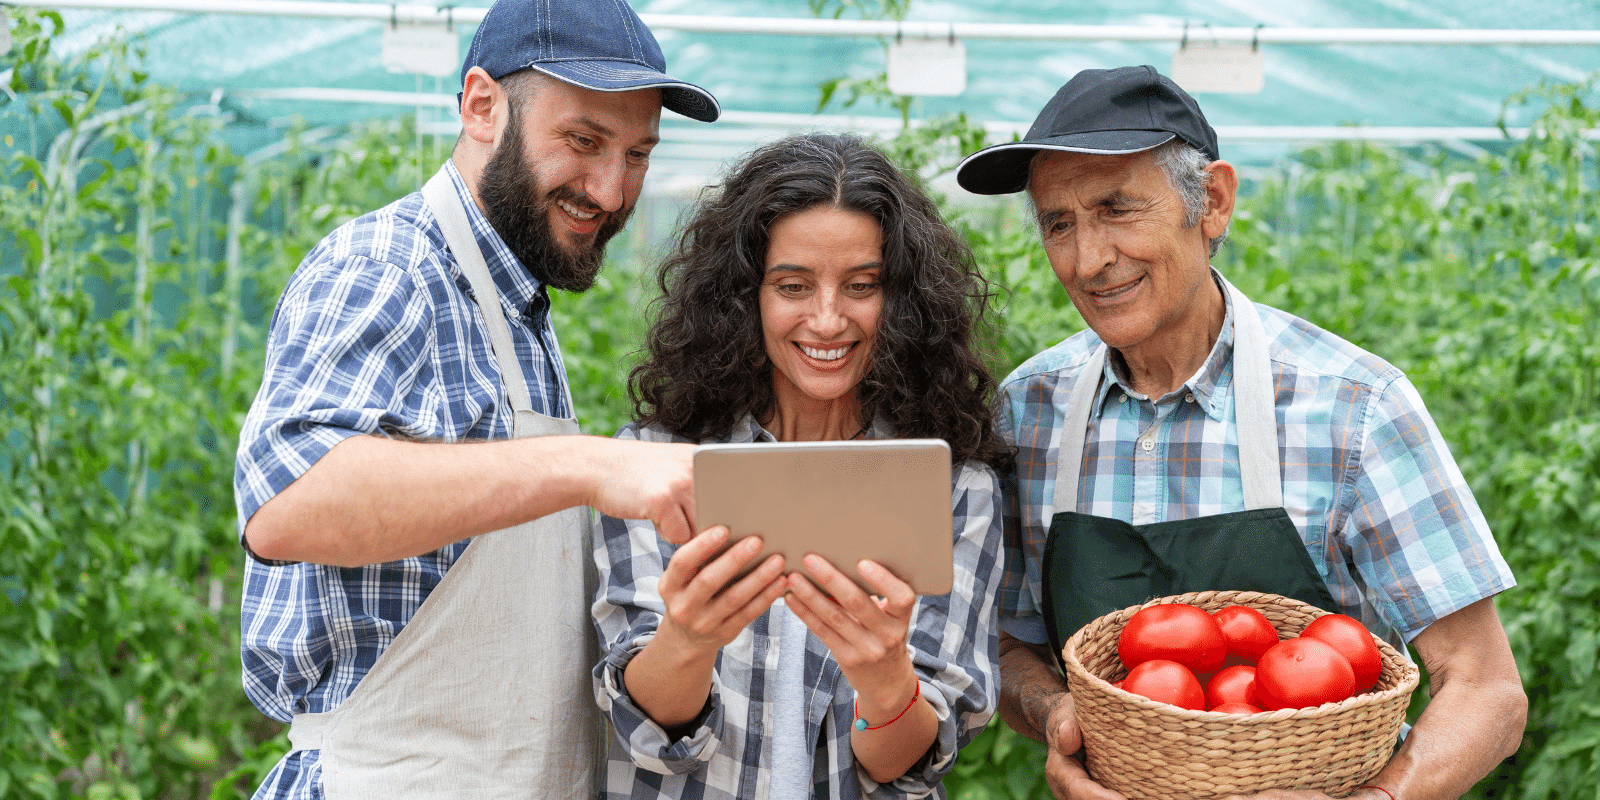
1151, 139, 1228, 257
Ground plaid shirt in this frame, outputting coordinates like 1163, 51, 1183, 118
998, 271, 1514, 650
593, 416, 1002, 800
234, 163, 571, 800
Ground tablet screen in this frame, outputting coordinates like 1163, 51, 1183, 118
692, 439, 953, 596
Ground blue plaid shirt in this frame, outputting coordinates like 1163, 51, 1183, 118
234, 163, 572, 799
998, 271, 1514, 651
594, 416, 1002, 800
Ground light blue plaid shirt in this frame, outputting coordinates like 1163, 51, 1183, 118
594, 416, 1002, 800
997, 271, 1514, 651
234, 163, 571, 799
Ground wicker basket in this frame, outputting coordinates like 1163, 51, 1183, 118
1060, 590, 1419, 800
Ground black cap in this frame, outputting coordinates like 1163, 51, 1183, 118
460, 0, 719, 123
955, 65, 1219, 195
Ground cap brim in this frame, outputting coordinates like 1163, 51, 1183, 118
955, 131, 1176, 195
532, 61, 720, 122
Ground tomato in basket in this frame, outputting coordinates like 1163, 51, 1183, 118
1121, 659, 1207, 711
1301, 613, 1383, 692
1204, 664, 1259, 710
1254, 637, 1355, 710
1117, 603, 1227, 675
1212, 604, 1280, 663
1209, 701, 1263, 715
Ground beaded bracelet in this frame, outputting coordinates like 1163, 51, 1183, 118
1360, 786, 1397, 800
853, 682, 921, 731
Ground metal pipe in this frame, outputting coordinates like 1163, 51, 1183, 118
9, 0, 1600, 46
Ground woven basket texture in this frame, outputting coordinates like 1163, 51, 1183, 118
1061, 590, 1419, 800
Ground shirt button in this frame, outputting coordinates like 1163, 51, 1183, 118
1140, 437, 1155, 452
1119, 394, 1127, 403
1185, 392, 1195, 403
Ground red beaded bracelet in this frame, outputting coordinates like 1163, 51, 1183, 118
1360, 786, 1397, 800
853, 682, 921, 732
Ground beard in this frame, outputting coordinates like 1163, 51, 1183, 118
476, 104, 632, 293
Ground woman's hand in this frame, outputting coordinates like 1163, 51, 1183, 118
656, 525, 788, 659
785, 554, 936, 784
624, 526, 787, 730
784, 555, 919, 706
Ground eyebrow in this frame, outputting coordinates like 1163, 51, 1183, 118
765, 261, 884, 275
1035, 189, 1140, 228
574, 116, 661, 148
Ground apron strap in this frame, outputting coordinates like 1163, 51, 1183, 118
1049, 275, 1282, 516
1051, 345, 1108, 516
1223, 276, 1282, 510
421, 168, 541, 436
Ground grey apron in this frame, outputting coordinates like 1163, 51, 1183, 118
1040, 279, 1337, 665
285, 167, 601, 798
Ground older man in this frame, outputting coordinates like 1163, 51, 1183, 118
234, 1, 718, 797
956, 65, 1525, 800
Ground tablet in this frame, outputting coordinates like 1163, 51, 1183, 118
692, 439, 953, 596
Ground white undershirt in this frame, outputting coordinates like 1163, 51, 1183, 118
769, 600, 811, 800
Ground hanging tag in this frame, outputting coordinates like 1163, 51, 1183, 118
886, 36, 966, 97
1171, 42, 1264, 94
382, 22, 459, 77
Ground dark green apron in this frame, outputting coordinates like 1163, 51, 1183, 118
1041, 279, 1337, 666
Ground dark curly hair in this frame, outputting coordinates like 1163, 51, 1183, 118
629, 132, 1011, 472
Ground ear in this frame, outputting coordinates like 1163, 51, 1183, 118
459, 67, 504, 146
1199, 159, 1238, 242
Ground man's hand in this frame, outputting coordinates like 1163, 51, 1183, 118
583, 438, 698, 545
1040, 694, 1125, 800
997, 631, 1126, 800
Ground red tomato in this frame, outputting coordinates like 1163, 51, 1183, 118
1118, 603, 1227, 674
1121, 659, 1207, 711
1254, 637, 1356, 710
1212, 605, 1281, 663
1300, 613, 1383, 693
1210, 701, 1264, 715
1204, 664, 1259, 709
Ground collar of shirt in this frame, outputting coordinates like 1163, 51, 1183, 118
738, 412, 895, 444
1092, 269, 1235, 424
441, 161, 550, 325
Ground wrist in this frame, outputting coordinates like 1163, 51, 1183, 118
854, 680, 922, 732
851, 663, 921, 722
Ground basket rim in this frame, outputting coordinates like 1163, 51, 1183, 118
1062, 589, 1421, 721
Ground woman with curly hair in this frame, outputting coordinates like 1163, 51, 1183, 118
591, 132, 1010, 799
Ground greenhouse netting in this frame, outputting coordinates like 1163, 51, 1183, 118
2, 2, 1599, 799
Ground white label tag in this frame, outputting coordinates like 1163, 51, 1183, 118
381, 22, 459, 77
1171, 43, 1264, 94
886, 37, 966, 97
1, 21, 12, 57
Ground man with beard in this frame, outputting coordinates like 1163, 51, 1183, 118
233, 1, 718, 798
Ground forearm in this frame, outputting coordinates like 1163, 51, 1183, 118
622, 636, 719, 732
850, 680, 940, 785
1363, 599, 1527, 799
243, 433, 605, 565
1363, 661, 1526, 797
998, 631, 1072, 743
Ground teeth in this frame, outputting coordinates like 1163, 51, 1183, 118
800, 344, 849, 361
557, 200, 597, 220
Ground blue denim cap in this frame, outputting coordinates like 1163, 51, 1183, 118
955, 65, 1218, 195
460, 0, 719, 122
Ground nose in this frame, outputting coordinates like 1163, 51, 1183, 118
584, 155, 628, 213
1073, 221, 1117, 281
809, 289, 850, 338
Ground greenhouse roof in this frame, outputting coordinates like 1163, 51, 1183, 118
13, 0, 1600, 195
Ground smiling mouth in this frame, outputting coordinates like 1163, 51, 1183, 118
798, 343, 853, 361
556, 199, 599, 221
1088, 275, 1143, 301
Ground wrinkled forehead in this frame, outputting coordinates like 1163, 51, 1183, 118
1025, 148, 1166, 207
